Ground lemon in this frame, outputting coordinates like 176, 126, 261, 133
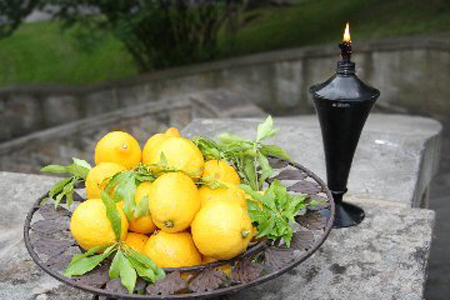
191, 201, 253, 260
85, 162, 126, 199
95, 131, 141, 170
128, 182, 157, 234
124, 232, 149, 253
70, 199, 128, 251
165, 127, 180, 137
143, 231, 201, 268
198, 184, 247, 210
143, 137, 204, 178
202, 160, 240, 185
142, 128, 181, 166
149, 172, 200, 232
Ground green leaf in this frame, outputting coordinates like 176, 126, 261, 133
243, 157, 257, 190
69, 244, 114, 268
257, 116, 278, 141
66, 164, 90, 180
72, 158, 92, 170
101, 191, 122, 241
48, 177, 72, 198
243, 180, 312, 246
61, 180, 75, 207
64, 245, 116, 277
159, 152, 168, 167
109, 172, 137, 220
41, 165, 69, 174
109, 250, 122, 280
118, 253, 137, 294
134, 196, 149, 219
198, 177, 228, 190
127, 256, 156, 283
123, 245, 159, 271
258, 152, 273, 187
260, 144, 291, 161
217, 133, 247, 144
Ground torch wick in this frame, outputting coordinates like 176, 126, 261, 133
339, 41, 352, 62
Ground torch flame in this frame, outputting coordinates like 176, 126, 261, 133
343, 22, 351, 42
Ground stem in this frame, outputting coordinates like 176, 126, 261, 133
253, 142, 259, 191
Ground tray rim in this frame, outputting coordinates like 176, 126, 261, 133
24, 159, 335, 299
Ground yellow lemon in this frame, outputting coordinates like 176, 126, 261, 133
144, 137, 204, 178
124, 232, 149, 253
70, 199, 128, 251
85, 162, 126, 199
141, 128, 181, 166
95, 131, 141, 170
198, 184, 247, 210
128, 182, 157, 234
149, 172, 200, 232
143, 231, 201, 268
165, 127, 180, 137
191, 201, 253, 260
202, 160, 240, 185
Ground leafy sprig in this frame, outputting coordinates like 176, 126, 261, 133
41, 158, 92, 207
192, 116, 291, 191
241, 180, 314, 247
64, 192, 165, 293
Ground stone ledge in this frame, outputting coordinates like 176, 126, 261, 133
0, 170, 434, 299
227, 202, 435, 300
182, 114, 442, 208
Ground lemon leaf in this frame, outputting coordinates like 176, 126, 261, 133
123, 245, 165, 282
258, 152, 273, 187
109, 250, 122, 280
243, 157, 258, 190
119, 253, 138, 294
72, 158, 92, 170
257, 116, 278, 141
126, 255, 156, 283
63, 245, 116, 277
41, 165, 70, 173
134, 196, 149, 219
260, 144, 291, 161
160, 152, 168, 167
101, 191, 122, 241
69, 244, 115, 268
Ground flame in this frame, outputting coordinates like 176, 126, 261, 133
343, 22, 351, 42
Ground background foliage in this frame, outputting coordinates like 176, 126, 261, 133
0, 0, 449, 86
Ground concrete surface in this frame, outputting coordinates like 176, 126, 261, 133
424, 119, 450, 300
0, 114, 440, 299
183, 114, 442, 208
229, 201, 435, 300
0, 173, 435, 300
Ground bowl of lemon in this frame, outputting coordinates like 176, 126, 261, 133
24, 116, 334, 299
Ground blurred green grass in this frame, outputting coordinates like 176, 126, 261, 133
0, 0, 449, 86
0, 21, 137, 86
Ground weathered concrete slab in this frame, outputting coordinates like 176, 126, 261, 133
0, 172, 57, 256
0, 239, 91, 300
183, 114, 442, 208
0, 170, 434, 299
228, 201, 435, 300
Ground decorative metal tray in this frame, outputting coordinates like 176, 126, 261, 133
24, 158, 334, 299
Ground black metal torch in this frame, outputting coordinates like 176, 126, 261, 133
309, 23, 380, 228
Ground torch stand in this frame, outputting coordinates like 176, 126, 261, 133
309, 60, 380, 228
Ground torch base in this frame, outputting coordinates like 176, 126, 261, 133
333, 201, 365, 228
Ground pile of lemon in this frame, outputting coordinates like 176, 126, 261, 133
70, 128, 253, 269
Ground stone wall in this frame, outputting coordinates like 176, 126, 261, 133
1, 35, 449, 142
0, 89, 264, 173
